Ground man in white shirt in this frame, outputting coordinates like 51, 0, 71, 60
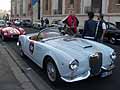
95, 14, 107, 42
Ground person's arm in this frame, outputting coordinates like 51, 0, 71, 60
101, 22, 107, 40
62, 16, 68, 24
76, 17, 79, 27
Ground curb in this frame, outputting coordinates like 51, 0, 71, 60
4, 45, 54, 90
1, 45, 38, 90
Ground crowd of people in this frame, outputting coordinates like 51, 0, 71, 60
62, 10, 107, 42
40, 17, 49, 27
40, 10, 107, 42
83, 12, 107, 42
9, 10, 107, 42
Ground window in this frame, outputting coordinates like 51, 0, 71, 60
69, 0, 74, 8
45, 0, 48, 10
91, 0, 102, 13
36, 29, 61, 40
58, 0, 62, 14
70, 0, 74, 5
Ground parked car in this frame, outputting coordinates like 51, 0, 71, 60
104, 22, 120, 44
51, 20, 64, 30
14, 19, 22, 26
0, 25, 25, 41
18, 28, 116, 83
22, 19, 32, 27
0, 20, 6, 27
32, 21, 42, 29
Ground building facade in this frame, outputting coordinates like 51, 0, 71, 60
11, 0, 32, 19
11, 0, 120, 26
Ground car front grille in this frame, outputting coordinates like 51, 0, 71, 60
89, 52, 102, 75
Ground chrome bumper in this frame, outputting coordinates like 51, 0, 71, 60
61, 71, 90, 83
101, 64, 115, 71
61, 64, 115, 83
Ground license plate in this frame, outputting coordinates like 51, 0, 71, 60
100, 71, 112, 77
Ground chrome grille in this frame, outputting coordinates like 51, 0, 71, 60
89, 52, 102, 75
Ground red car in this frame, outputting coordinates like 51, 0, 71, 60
0, 26, 25, 41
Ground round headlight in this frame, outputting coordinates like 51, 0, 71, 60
110, 52, 116, 60
4, 32, 8, 35
69, 60, 79, 70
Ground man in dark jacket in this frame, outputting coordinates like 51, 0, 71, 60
82, 12, 97, 38
45, 18, 49, 27
63, 10, 79, 35
41, 17, 44, 27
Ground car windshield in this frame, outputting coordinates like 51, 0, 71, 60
0, 21, 5, 24
52, 20, 61, 24
37, 28, 61, 40
24, 20, 31, 22
16, 20, 21, 22
108, 23, 117, 30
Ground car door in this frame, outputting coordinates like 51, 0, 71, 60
32, 29, 49, 67
24, 37, 36, 60
33, 42, 46, 67
24, 35, 44, 65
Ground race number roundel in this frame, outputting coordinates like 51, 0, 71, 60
29, 41, 34, 54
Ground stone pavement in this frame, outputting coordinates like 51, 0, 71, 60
0, 44, 36, 90
0, 44, 24, 90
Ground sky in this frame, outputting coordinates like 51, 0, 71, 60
0, 0, 10, 11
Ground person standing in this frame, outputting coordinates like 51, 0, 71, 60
41, 17, 44, 27
95, 14, 107, 42
82, 12, 97, 38
45, 18, 49, 27
62, 10, 79, 35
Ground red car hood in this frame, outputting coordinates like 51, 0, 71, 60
2, 27, 25, 35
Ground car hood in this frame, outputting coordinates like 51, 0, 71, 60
44, 37, 113, 60
2, 27, 24, 34
108, 29, 120, 33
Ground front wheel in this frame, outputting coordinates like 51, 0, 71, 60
19, 44, 25, 57
46, 59, 60, 83
1, 34, 6, 41
109, 37, 116, 44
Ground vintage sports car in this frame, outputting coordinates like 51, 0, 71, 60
18, 28, 116, 83
0, 26, 25, 41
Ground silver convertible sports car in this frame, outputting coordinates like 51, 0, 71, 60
18, 28, 116, 83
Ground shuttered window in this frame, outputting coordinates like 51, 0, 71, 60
45, 0, 48, 10
70, 0, 74, 4
118, 0, 120, 4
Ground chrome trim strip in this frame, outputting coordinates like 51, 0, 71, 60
61, 71, 90, 82
101, 64, 115, 71
117, 39, 120, 41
